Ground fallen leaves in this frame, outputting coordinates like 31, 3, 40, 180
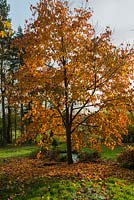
0, 158, 134, 200
0, 158, 134, 184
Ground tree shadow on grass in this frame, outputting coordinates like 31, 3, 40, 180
0, 175, 77, 200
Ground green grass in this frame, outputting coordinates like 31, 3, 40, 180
0, 145, 38, 159
82, 145, 123, 160
1, 176, 134, 200
0, 143, 123, 161
56, 142, 123, 160
107, 178, 134, 200
101, 146, 123, 160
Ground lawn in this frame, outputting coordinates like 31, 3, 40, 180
80, 145, 123, 161
0, 144, 134, 200
101, 145, 123, 160
0, 145, 38, 159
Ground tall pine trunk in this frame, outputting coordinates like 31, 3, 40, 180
14, 107, 17, 142
20, 103, 24, 134
1, 56, 7, 145
7, 105, 12, 143
1, 92, 6, 145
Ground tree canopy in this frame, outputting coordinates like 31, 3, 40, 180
14, 0, 134, 164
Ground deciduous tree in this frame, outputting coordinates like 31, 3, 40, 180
15, 0, 133, 164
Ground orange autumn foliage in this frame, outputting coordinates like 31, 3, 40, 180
14, 0, 134, 163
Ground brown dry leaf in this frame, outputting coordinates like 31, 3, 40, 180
0, 158, 134, 184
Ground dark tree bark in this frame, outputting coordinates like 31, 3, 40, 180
0, 55, 7, 145
63, 57, 73, 164
7, 105, 12, 143
20, 103, 24, 134
66, 126, 73, 164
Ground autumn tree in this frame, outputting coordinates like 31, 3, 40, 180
15, 0, 133, 164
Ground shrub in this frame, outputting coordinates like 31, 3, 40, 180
29, 149, 40, 159
117, 145, 134, 169
58, 153, 67, 162
78, 149, 100, 162
29, 148, 60, 161
51, 137, 59, 150
41, 150, 60, 161
122, 125, 134, 143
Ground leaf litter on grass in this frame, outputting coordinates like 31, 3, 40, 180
0, 158, 134, 199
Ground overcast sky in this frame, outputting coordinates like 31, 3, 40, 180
7, 0, 134, 45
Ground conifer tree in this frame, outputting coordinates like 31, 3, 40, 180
0, 0, 13, 145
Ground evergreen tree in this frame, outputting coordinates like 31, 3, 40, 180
0, 0, 10, 19
11, 26, 25, 141
0, 0, 12, 145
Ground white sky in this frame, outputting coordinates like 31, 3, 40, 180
7, 0, 134, 45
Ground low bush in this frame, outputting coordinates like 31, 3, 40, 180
58, 153, 67, 162
29, 149, 40, 159
29, 149, 60, 161
117, 145, 134, 169
123, 125, 134, 143
51, 137, 59, 150
78, 149, 100, 162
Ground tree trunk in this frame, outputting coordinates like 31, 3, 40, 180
14, 107, 17, 142
7, 105, 12, 143
1, 92, 6, 145
62, 47, 73, 164
20, 103, 24, 134
66, 126, 73, 164
0, 45, 6, 145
